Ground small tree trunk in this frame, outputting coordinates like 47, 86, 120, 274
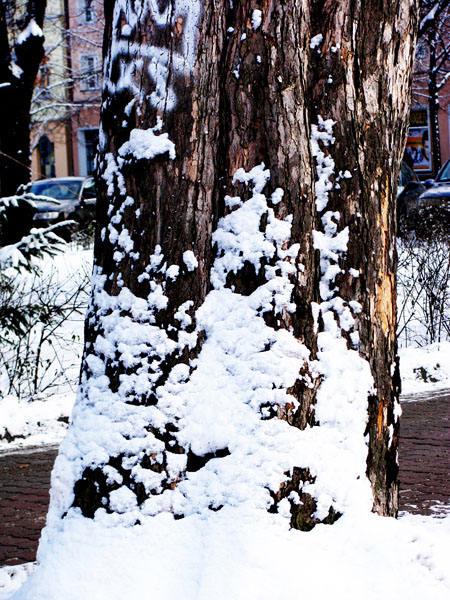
66, 0, 417, 526
428, 33, 442, 174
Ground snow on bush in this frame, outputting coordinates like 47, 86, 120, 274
397, 236, 450, 348
0, 248, 91, 450
397, 236, 450, 394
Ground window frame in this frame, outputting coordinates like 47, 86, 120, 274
80, 54, 99, 91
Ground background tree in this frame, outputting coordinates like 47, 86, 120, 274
0, 0, 47, 196
48, 0, 418, 531
414, 0, 450, 172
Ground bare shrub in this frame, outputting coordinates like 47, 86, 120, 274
397, 235, 450, 347
0, 262, 90, 399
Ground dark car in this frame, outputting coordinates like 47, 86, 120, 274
414, 160, 450, 235
418, 158, 450, 206
397, 161, 425, 227
28, 177, 96, 229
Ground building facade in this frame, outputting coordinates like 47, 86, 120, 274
30, 0, 103, 180
29, 5, 450, 181
67, 0, 103, 177
30, 0, 71, 180
406, 11, 450, 179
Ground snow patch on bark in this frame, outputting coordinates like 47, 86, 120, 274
119, 128, 176, 160
103, 154, 126, 197
17, 19, 43, 45
118, 127, 176, 161
310, 117, 374, 518
311, 117, 335, 211
310, 34, 323, 50
251, 9, 262, 30
182, 251, 198, 271
10, 61, 23, 80
107, 0, 202, 111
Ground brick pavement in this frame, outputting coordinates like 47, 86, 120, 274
398, 390, 450, 515
0, 391, 448, 567
0, 447, 58, 566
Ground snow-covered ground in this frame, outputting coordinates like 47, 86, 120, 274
400, 341, 450, 396
0, 565, 35, 600
0, 242, 449, 599
1, 503, 450, 599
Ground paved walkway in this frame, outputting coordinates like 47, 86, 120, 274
0, 390, 448, 567
0, 447, 58, 566
399, 390, 450, 515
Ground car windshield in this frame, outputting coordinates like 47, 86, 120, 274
436, 161, 450, 182
29, 180, 82, 200
82, 179, 96, 198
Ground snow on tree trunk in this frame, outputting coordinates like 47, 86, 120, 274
47, 0, 417, 533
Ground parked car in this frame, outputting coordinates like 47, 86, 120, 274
418, 158, 450, 207
412, 159, 450, 236
397, 161, 425, 227
27, 177, 96, 230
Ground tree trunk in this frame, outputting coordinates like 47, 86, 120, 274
0, 0, 47, 196
66, 0, 417, 526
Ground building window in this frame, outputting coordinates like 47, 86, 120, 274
79, 129, 99, 176
38, 135, 55, 179
80, 55, 98, 90
83, 0, 94, 22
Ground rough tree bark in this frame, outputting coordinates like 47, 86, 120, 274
69, 0, 418, 526
0, 0, 47, 196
